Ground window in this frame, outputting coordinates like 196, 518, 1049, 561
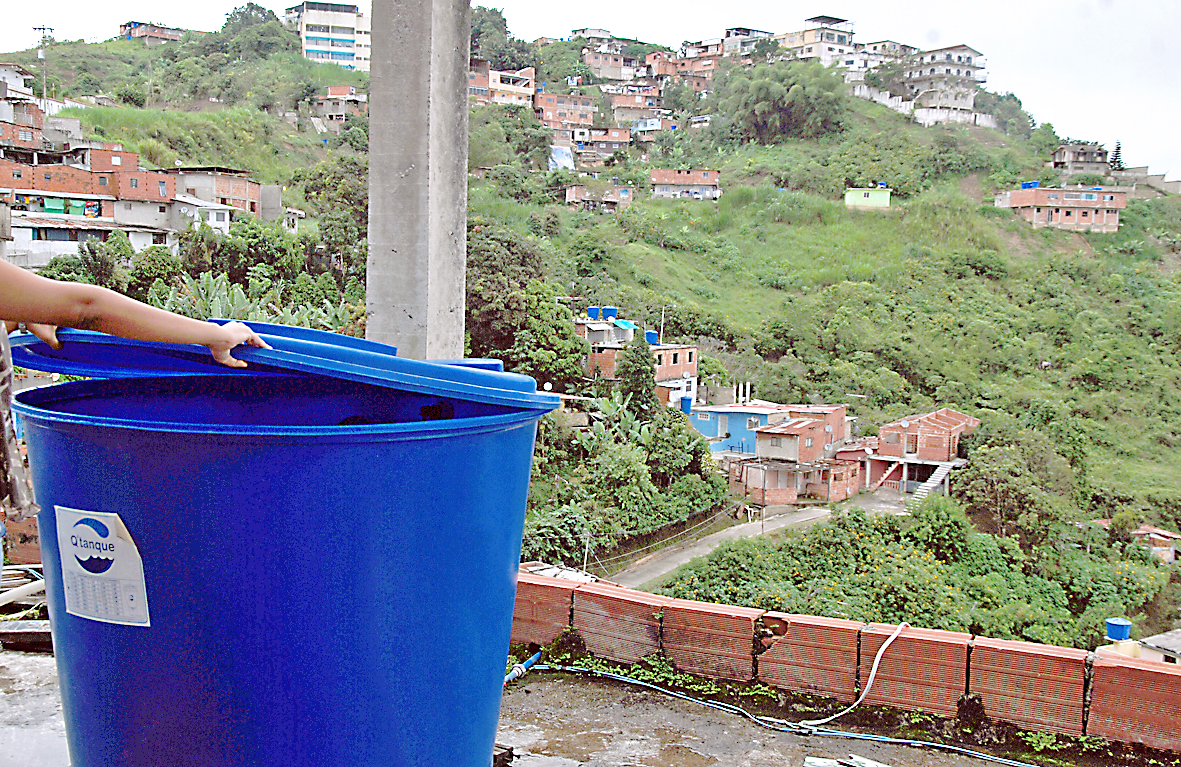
656, 354, 663, 365
152, 233, 167, 245
124, 203, 132, 210
130, 178, 139, 188
1065, 210, 1072, 217
672, 352, 679, 364
159, 181, 167, 196
159, 205, 167, 213
18, 130, 33, 142
688, 351, 694, 362
702, 171, 709, 178
863, 192, 870, 198
1082, 211, 1089, 217
110, 156, 122, 166
1103, 194, 1115, 201
306, 24, 329, 32
770, 437, 781, 447
805, 437, 813, 447
44, 173, 51, 181
1048, 193, 1059, 200
11, 169, 20, 179
98, 176, 108, 186
215, 211, 226, 222
1036, 207, 1041, 213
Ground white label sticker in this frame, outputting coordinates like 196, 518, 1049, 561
55, 507, 150, 627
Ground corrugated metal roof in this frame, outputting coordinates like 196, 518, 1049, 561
756, 418, 821, 435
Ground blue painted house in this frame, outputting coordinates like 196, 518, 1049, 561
688, 400, 794, 454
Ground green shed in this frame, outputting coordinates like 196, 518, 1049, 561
845, 187, 892, 208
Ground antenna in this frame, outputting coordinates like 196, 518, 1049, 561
32, 25, 53, 104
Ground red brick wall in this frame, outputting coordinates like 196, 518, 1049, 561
89, 148, 140, 173
588, 349, 619, 378
113, 171, 175, 202
1088, 655, 1181, 750
663, 599, 763, 681
512, 573, 576, 646
2, 514, 40, 564
0, 158, 102, 195
916, 431, 954, 461
859, 624, 970, 717
759, 613, 863, 702
653, 346, 697, 381
971, 638, 1088, 736
0, 121, 42, 148
572, 583, 671, 663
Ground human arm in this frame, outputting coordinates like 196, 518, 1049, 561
0, 261, 269, 367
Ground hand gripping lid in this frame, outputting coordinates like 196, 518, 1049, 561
9, 321, 559, 412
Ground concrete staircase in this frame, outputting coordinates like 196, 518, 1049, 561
908, 462, 955, 507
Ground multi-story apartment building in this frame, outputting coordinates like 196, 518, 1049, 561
284, 2, 371, 72
722, 27, 774, 58
902, 44, 986, 109
774, 16, 856, 67
489, 67, 535, 106
650, 169, 722, 200
843, 40, 917, 79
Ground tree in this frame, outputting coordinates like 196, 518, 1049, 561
505, 281, 590, 392
720, 61, 846, 143
1109, 141, 1125, 171
975, 91, 1033, 139
1030, 122, 1061, 156
127, 245, 182, 301
470, 7, 538, 71
615, 332, 658, 416
954, 444, 1053, 544
751, 37, 781, 64
466, 218, 544, 357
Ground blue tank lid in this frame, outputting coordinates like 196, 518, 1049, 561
10, 321, 558, 411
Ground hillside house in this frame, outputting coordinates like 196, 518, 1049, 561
119, 21, 185, 45
534, 92, 597, 126
902, 44, 986, 110
689, 401, 854, 454
312, 85, 367, 129
994, 186, 1126, 233
725, 404, 862, 505
1091, 520, 1180, 563
847, 408, 978, 496
575, 309, 698, 406
564, 184, 634, 211
845, 187, 892, 208
773, 16, 856, 67
1050, 143, 1109, 175
584, 49, 638, 80
650, 168, 721, 200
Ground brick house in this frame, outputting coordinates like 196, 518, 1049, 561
575, 311, 698, 406
312, 85, 368, 129
845, 408, 979, 496
994, 186, 1126, 233
163, 166, 262, 215
725, 404, 862, 505
650, 168, 721, 200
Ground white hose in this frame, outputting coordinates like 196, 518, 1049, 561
799, 622, 910, 727
0, 579, 46, 607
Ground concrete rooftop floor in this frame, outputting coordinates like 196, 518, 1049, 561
3, 648, 987, 767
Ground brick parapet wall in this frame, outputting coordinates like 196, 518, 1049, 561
507, 574, 1180, 753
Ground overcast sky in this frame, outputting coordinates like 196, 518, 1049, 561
2, 0, 1177, 179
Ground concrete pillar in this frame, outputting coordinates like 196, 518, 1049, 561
367, 0, 469, 359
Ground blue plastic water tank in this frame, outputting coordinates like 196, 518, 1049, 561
1106, 617, 1132, 641
586, 306, 600, 320
645, 329, 659, 344
13, 336, 558, 767
679, 394, 693, 414
602, 306, 618, 320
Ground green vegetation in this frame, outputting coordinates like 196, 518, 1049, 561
9, 3, 364, 110
661, 500, 1170, 649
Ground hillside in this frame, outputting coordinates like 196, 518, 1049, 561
467, 92, 1181, 535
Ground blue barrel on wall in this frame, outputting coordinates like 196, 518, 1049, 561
587, 306, 600, 320
645, 329, 659, 344
12, 332, 558, 767
602, 306, 618, 320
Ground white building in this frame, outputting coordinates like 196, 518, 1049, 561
3, 211, 170, 269
284, 2, 372, 72
903, 44, 986, 110
773, 16, 856, 67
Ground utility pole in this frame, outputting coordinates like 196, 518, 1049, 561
32, 26, 53, 108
